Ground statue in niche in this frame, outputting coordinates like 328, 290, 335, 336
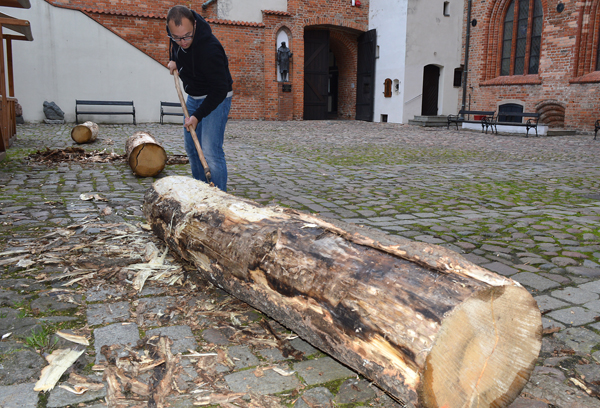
277, 41, 293, 82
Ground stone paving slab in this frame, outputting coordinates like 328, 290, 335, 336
293, 357, 354, 385
224, 365, 301, 394
0, 382, 40, 408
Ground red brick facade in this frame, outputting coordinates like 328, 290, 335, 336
465, 0, 600, 131
44, 0, 369, 121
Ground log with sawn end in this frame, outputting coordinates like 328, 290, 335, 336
71, 121, 99, 144
125, 131, 167, 177
143, 176, 542, 408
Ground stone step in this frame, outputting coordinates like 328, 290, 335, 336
546, 129, 577, 136
409, 115, 449, 127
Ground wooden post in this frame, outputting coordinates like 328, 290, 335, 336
6, 37, 13, 98
143, 176, 543, 408
0, 27, 8, 149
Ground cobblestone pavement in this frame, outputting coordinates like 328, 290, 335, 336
0, 120, 599, 407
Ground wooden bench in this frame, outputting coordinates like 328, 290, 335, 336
595, 120, 599, 140
160, 101, 184, 124
447, 110, 496, 133
75, 100, 136, 125
489, 112, 539, 137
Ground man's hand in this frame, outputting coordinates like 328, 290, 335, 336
185, 115, 199, 132
167, 60, 177, 75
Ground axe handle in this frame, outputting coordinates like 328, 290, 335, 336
173, 71, 212, 183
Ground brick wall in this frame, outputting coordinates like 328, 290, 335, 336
465, 0, 600, 131
45, 0, 369, 121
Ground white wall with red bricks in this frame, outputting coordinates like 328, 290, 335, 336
9, 0, 371, 122
2, 1, 180, 123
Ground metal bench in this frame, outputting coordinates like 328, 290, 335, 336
595, 120, 599, 140
447, 110, 496, 133
75, 100, 136, 124
160, 101, 184, 124
489, 112, 540, 137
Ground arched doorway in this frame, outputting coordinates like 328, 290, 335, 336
421, 65, 440, 116
303, 27, 364, 120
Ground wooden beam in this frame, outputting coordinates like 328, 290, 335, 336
0, 17, 30, 26
3, 34, 28, 41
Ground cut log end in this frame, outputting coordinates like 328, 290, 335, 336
71, 121, 98, 144
421, 285, 542, 408
128, 144, 167, 177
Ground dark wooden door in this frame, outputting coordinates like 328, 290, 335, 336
421, 65, 440, 116
356, 29, 376, 121
304, 30, 329, 120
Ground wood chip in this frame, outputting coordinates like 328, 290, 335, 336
56, 331, 90, 346
34, 346, 86, 391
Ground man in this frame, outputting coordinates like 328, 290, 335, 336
167, 5, 233, 192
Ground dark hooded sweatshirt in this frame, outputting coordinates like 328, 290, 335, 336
168, 11, 233, 122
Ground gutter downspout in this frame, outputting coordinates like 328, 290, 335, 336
202, 0, 217, 10
461, 0, 473, 114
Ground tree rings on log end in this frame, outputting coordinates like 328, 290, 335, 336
420, 285, 542, 408
71, 121, 99, 144
125, 131, 167, 177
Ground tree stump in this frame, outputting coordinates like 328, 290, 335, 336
125, 131, 167, 177
71, 121, 99, 144
143, 176, 543, 408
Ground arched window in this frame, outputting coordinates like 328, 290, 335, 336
500, 0, 543, 76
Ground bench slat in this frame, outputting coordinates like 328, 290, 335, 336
76, 100, 134, 106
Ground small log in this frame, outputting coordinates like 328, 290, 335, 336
70, 121, 98, 144
143, 176, 542, 408
125, 131, 167, 177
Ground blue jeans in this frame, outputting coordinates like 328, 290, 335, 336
183, 95, 232, 191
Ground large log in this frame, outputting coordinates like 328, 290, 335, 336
125, 131, 167, 177
71, 121, 99, 144
143, 176, 542, 408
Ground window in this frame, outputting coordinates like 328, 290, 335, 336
443, 2, 450, 16
453, 67, 463, 87
498, 103, 524, 123
500, 0, 543, 76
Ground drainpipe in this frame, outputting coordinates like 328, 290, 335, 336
461, 0, 473, 114
202, 0, 217, 9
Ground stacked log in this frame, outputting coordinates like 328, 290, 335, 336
71, 121, 99, 144
125, 131, 167, 177
143, 176, 542, 408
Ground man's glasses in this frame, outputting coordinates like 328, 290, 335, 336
168, 23, 195, 42
169, 33, 194, 42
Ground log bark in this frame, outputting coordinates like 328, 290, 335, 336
71, 121, 98, 144
143, 176, 542, 408
125, 131, 167, 177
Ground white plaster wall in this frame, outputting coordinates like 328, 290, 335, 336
218, 0, 287, 23
370, 0, 408, 123
1, 1, 180, 123
403, 0, 462, 121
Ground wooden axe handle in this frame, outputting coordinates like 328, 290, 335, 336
173, 71, 212, 183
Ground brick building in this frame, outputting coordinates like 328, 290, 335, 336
44, 0, 371, 121
464, 0, 600, 132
